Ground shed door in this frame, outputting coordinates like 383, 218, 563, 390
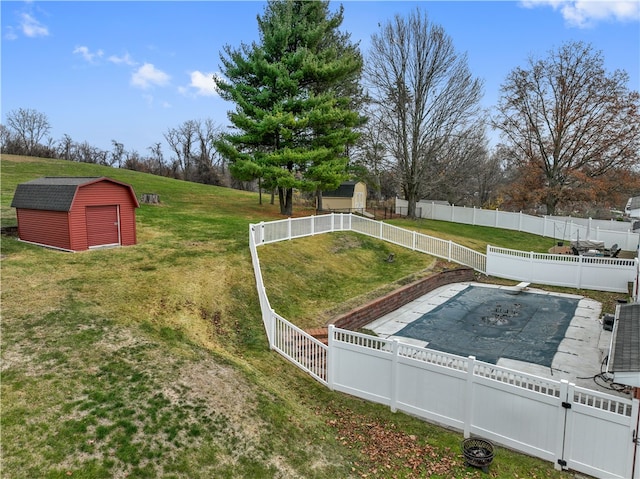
86, 205, 120, 247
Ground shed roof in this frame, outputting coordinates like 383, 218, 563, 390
11, 177, 139, 212
608, 303, 640, 387
323, 181, 359, 198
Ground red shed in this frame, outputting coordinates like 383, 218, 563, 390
11, 176, 140, 252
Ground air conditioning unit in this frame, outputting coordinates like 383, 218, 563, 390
602, 314, 615, 331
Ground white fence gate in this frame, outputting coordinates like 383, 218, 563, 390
249, 214, 640, 478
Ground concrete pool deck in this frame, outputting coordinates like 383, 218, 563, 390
365, 282, 631, 397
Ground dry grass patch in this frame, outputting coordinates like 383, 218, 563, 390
257, 232, 437, 329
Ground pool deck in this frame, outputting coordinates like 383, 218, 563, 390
365, 282, 631, 397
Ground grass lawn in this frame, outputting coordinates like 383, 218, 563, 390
1, 154, 606, 478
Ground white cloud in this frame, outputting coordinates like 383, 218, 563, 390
73, 46, 104, 63
131, 63, 171, 89
521, 0, 640, 27
19, 13, 49, 38
108, 52, 136, 66
4, 28, 19, 41
184, 70, 219, 97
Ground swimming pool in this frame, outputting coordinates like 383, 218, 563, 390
394, 285, 580, 367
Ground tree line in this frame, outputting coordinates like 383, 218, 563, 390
2, 1, 639, 218
0, 109, 237, 188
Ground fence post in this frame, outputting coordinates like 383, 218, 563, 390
529, 251, 535, 282
473, 206, 477, 226
448, 240, 453, 262
259, 222, 265, 244
412, 230, 417, 251
576, 255, 583, 290
269, 308, 276, 351
310, 215, 315, 236
463, 356, 476, 438
390, 339, 400, 413
287, 217, 292, 240
495, 208, 499, 228
519, 211, 523, 232
630, 398, 640, 479
327, 324, 335, 391
553, 380, 571, 470
379, 220, 384, 240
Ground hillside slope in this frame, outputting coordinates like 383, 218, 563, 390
1, 155, 575, 478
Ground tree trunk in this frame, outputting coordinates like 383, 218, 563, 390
278, 186, 293, 216
545, 194, 558, 216
316, 190, 323, 212
406, 184, 419, 219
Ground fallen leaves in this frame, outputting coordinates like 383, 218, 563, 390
325, 406, 466, 478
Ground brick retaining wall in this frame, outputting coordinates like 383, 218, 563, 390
332, 268, 474, 331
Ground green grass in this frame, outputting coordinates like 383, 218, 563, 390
386, 217, 562, 253
1, 154, 603, 478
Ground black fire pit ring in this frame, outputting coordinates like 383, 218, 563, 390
462, 437, 494, 472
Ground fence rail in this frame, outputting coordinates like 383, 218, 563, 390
248, 215, 640, 479
487, 246, 637, 293
255, 213, 637, 293
396, 199, 640, 252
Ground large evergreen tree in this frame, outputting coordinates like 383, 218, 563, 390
215, 0, 364, 215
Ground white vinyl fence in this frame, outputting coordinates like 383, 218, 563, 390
487, 246, 638, 293
254, 213, 638, 294
248, 214, 640, 479
396, 198, 640, 252
328, 327, 638, 479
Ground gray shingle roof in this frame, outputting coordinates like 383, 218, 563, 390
323, 181, 357, 198
610, 303, 640, 373
11, 177, 104, 211
628, 196, 640, 210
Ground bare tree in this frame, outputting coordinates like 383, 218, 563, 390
430, 123, 489, 205
58, 134, 75, 161
111, 140, 125, 168
5, 108, 51, 156
194, 118, 224, 184
0, 124, 13, 153
351, 107, 391, 201
469, 144, 508, 208
165, 119, 226, 184
164, 120, 198, 180
147, 142, 165, 175
493, 41, 640, 215
365, 8, 483, 218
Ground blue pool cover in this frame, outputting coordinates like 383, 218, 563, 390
395, 285, 580, 367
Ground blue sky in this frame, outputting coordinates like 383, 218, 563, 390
2, 1, 639, 157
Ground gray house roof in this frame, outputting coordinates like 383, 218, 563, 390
323, 181, 358, 198
608, 303, 640, 387
11, 177, 135, 212
627, 196, 640, 211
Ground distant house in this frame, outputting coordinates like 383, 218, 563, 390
11, 176, 139, 252
625, 196, 640, 218
320, 181, 367, 213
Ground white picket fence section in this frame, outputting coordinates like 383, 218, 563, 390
327, 327, 638, 479
487, 246, 638, 293
396, 198, 640, 252
248, 214, 640, 478
254, 213, 638, 294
